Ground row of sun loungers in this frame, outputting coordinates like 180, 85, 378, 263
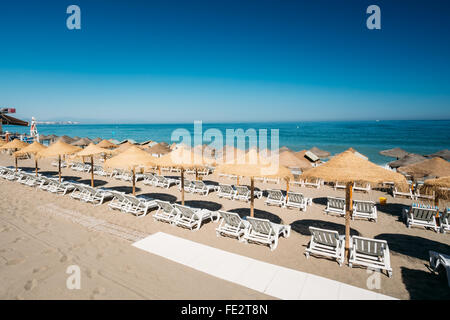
265, 189, 312, 211
325, 197, 378, 222
305, 226, 392, 277
393, 186, 435, 201
402, 205, 449, 233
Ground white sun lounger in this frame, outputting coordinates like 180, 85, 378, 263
403, 206, 438, 232
429, 251, 450, 288
302, 178, 322, 189
349, 236, 392, 277
393, 186, 414, 200
108, 191, 128, 211
265, 189, 285, 207
234, 185, 263, 202
153, 200, 179, 224
47, 180, 77, 195
353, 182, 371, 193
216, 184, 235, 199
440, 210, 450, 234
334, 181, 346, 191
352, 200, 377, 222
142, 173, 156, 186
173, 204, 218, 231
325, 197, 346, 216
178, 178, 194, 192
82, 186, 114, 206
215, 210, 249, 241
154, 175, 178, 189
305, 227, 345, 266
285, 192, 311, 211
191, 180, 216, 196
243, 217, 291, 251
122, 195, 157, 217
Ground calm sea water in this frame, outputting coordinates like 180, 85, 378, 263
5, 120, 450, 165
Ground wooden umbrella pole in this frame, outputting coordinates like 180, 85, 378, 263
35, 157, 38, 177
91, 155, 94, 187
237, 176, 239, 185
132, 167, 136, 196
181, 168, 185, 205
15, 156, 18, 172
158, 167, 161, 175
58, 155, 61, 182
345, 181, 353, 261
286, 178, 290, 202
250, 177, 255, 217
195, 168, 198, 180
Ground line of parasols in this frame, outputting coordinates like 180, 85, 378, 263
2, 138, 450, 263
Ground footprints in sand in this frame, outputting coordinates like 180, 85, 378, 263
90, 287, 106, 300
24, 279, 38, 291
32, 266, 49, 274
6, 258, 26, 266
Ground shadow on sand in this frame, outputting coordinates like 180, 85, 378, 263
108, 186, 141, 194
290, 219, 361, 237
400, 266, 450, 300
375, 233, 450, 261
179, 200, 222, 211
228, 208, 282, 224
141, 193, 178, 202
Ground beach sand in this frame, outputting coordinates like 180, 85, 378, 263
1, 153, 449, 299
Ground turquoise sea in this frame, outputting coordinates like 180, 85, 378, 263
5, 120, 450, 165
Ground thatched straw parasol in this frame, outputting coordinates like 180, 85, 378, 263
300, 149, 408, 261
154, 147, 209, 204
147, 143, 171, 156
14, 141, 47, 176
216, 149, 293, 217
57, 135, 76, 144
92, 137, 102, 144
75, 143, 114, 187
71, 137, 92, 147
104, 146, 157, 195
309, 146, 331, 159
422, 176, 450, 201
112, 141, 135, 154
389, 153, 427, 169
398, 157, 450, 180
97, 139, 117, 149
216, 146, 246, 164
292, 150, 315, 170
279, 150, 311, 171
379, 147, 409, 160
426, 149, 450, 161
0, 139, 29, 171
193, 144, 216, 158
0, 139, 6, 147
37, 141, 81, 182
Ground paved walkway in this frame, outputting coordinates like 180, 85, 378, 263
132, 232, 396, 300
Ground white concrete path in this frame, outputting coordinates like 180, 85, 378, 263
132, 232, 396, 300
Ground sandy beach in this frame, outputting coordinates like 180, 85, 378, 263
1, 153, 449, 300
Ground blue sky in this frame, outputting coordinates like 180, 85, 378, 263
0, 0, 449, 123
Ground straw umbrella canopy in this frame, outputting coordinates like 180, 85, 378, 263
300, 149, 408, 261
111, 141, 135, 154
71, 137, 92, 147
14, 141, 47, 176
0, 139, 6, 147
216, 149, 293, 217
426, 149, 450, 161
147, 143, 171, 156
153, 147, 209, 204
389, 153, 427, 169
74, 143, 114, 187
279, 146, 292, 153
37, 140, 81, 182
97, 139, 117, 149
216, 146, 246, 164
422, 176, 450, 201
92, 137, 102, 144
309, 146, 331, 159
0, 139, 29, 171
57, 135, 76, 144
279, 150, 312, 171
104, 146, 157, 195
379, 147, 409, 160
398, 158, 450, 180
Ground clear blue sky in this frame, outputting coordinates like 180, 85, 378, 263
0, 0, 449, 123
